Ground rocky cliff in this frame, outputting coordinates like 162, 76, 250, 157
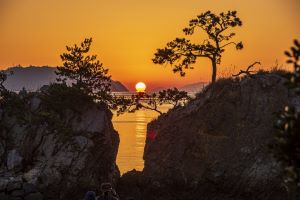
119, 72, 299, 200
0, 88, 119, 200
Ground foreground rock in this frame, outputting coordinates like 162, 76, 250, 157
119, 72, 299, 200
0, 91, 119, 199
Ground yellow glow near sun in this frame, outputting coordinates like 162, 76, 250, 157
135, 82, 146, 93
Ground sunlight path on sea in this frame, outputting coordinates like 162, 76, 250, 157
112, 105, 171, 174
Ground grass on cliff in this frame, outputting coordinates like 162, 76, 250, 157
196, 68, 289, 99
150, 68, 290, 124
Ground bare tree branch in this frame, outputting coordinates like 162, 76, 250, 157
232, 62, 261, 77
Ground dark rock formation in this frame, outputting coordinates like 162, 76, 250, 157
0, 93, 119, 199
119, 72, 299, 200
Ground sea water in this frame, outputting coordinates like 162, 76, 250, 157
113, 105, 171, 174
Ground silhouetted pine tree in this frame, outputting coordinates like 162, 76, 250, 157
135, 88, 191, 115
153, 11, 243, 83
56, 38, 112, 102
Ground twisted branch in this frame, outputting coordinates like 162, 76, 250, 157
232, 62, 261, 77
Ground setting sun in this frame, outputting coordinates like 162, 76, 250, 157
0, 1, 299, 199
135, 82, 146, 93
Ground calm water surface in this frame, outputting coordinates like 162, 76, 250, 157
113, 105, 171, 174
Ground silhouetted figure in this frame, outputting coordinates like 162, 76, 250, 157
97, 183, 119, 200
84, 191, 96, 200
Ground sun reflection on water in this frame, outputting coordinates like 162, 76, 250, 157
113, 104, 171, 174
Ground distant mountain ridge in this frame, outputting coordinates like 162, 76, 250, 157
180, 81, 208, 93
3, 66, 129, 92
151, 81, 208, 93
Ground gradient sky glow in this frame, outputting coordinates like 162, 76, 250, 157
1, 0, 300, 90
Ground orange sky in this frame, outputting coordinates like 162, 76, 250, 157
0, 0, 300, 90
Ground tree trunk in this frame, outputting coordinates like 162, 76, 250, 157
211, 59, 217, 83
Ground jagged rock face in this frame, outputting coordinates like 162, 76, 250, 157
0, 96, 119, 199
143, 73, 296, 199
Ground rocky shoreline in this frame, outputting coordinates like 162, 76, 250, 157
1, 72, 299, 200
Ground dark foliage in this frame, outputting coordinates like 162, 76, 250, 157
0, 70, 28, 122
55, 38, 138, 115
0, 91, 30, 123
0, 71, 7, 92
153, 10, 243, 83
132, 88, 191, 115
110, 95, 137, 115
154, 88, 191, 107
39, 83, 94, 114
272, 39, 300, 190
56, 38, 111, 102
0, 70, 13, 95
